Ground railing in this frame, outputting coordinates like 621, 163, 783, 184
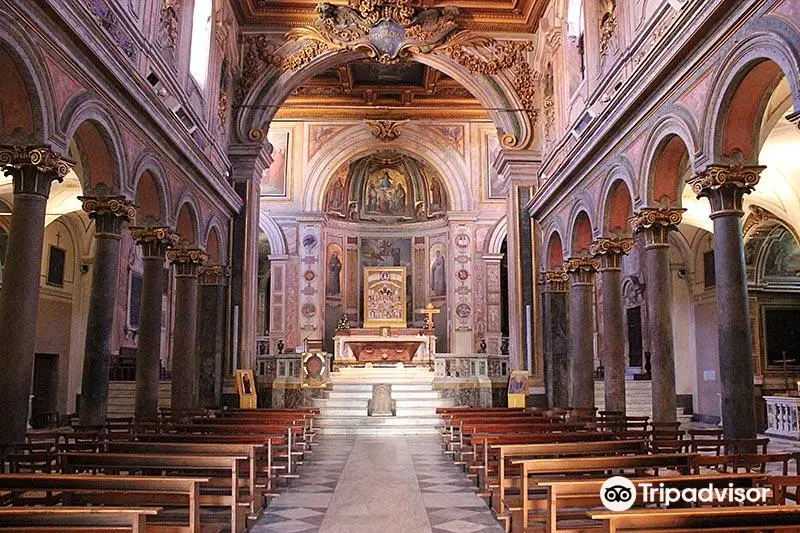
433, 353, 510, 380
765, 395, 800, 439
256, 352, 302, 379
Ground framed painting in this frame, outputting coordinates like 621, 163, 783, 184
363, 266, 407, 328
261, 131, 290, 197
235, 369, 257, 408
484, 131, 505, 200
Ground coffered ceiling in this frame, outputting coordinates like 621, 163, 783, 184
235, 0, 547, 34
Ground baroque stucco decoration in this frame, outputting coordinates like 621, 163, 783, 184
238, 0, 538, 148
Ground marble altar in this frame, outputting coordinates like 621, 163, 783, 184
334, 327, 436, 365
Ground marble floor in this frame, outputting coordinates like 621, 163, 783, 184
252, 435, 503, 533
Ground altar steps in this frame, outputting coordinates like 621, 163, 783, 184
315, 367, 453, 435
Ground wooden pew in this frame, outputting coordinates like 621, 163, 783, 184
457, 422, 589, 463
0, 473, 205, 532
489, 441, 649, 517
587, 505, 800, 532
514, 453, 696, 532
532, 473, 767, 533
0, 507, 161, 533
60, 452, 248, 533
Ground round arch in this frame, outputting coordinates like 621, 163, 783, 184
705, 31, 800, 165
485, 216, 508, 254
60, 96, 128, 194
202, 215, 228, 264
257, 210, 288, 256
303, 125, 472, 212
567, 208, 595, 256
237, 42, 532, 149
545, 230, 565, 269
641, 112, 699, 206
130, 153, 172, 224
173, 192, 201, 246
599, 169, 635, 236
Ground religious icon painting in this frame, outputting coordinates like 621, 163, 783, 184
363, 266, 407, 328
362, 167, 412, 219
261, 130, 290, 197
235, 369, 257, 409
326, 243, 344, 298
429, 243, 447, 299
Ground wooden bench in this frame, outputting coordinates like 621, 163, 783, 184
513, 453, 696, 532
0, 473, 205, 532
532, 473, 767, 533
587, 505, 800, 532
0, 506, 161, 533
60, 452, 248, 533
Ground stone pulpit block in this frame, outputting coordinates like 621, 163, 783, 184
368, 383, 396, 416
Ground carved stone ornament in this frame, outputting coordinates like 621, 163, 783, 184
0, 145, 74, 178
130, 226, 180, 258
563, 256, 600, 284
539, 269, 569, 292
83, 0, 138, 60
218, 90, 229, 132
366, 120, 406, 142
686, 164, 765, 216
168, 247, 208, 277
80, 195, 137, 236
631, 206, 685, 248
158, 0, 181, 51
198, 264, 229, 285
589, 238, 633, 270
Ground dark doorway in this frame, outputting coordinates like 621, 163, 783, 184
500, 239, 510, 339
31, 353, 59, 428
626, 306, 643, 368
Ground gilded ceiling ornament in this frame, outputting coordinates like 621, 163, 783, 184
365, 120, 407, 142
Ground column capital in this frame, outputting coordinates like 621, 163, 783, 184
199, 264, 229, 286
168, 247, 208, 277
686, 164, 765, 218
81, 195, 137, 237
538, 269, 569, 292
130, 226, 179, 259
564, 256, 600, 284
0, 145, 74, 197
589, 237, 633, 271
631, 206, 686, 249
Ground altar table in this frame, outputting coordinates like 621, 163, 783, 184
334, 328, 436, 365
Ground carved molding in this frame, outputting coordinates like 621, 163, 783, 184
539, 269, 569, 292
589, 237, 633, 271
365, 120, 407, 142
158, 0, 181, 52
687, 164, 765, 217
631, 206, 685, 248
130, 226, 179, 258
80, 195, 137, 235
0, 145, 74, 178
564, 256, 599, 284
83, 0, 138, 60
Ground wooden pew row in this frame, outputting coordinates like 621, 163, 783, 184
60, 452, 248, 533
442, 416, 576, 456
488, 440, 649, 518
455, 422, 590, 465
587, 505, 800, 532
513, 454, 696, 533
0, 474, 205, 533
440, 413, 548, 453
0, 507, 161, 533
215, 409, 320, 445
530, 473, 767, 533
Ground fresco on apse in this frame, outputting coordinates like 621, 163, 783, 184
261, 131, 289, 197
363, 168, 410, 218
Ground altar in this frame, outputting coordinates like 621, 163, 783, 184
334, 328, 436, 365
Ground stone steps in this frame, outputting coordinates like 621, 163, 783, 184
316, 367, 451, 435
594, 380, 693, 423
107, 381, 171, 418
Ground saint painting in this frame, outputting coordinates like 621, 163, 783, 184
486, 132, 504, 199
430, 245, 446, 297
262, 131, 289, 197
327, 246, 342, 297
363, 168, 410, 217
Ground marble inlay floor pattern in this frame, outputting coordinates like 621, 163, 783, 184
252, 435, 502, 533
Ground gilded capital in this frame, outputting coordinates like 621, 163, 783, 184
198, 264, 229, 286
589, 238, 633, 271
168, 247, 208, 277
81, 195, 137, 237
631, 206, 685, 248
563, 256, 600, 284
130, 226, 179, 259
0, 145, 74, 197
686, 164, 765, 218
538, 269, 569, 292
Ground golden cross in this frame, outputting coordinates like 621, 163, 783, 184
416, 303, 440, 331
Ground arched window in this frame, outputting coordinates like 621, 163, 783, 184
189, 0, 213, 90
567, 0, 585, 80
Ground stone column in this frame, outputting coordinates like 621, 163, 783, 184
632, 207, 685, 424
168, 248, 207, 412
590, 238, 633, 414
78, 196, 137, 425
539, 270, 570, 407
687, 164, 764, 439
564, 256, 600, 408
197, 265, 228, 408
131, 227, 179, 419
0, 146, 73, 443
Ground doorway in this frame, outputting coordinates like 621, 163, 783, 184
31, 353, 59, 429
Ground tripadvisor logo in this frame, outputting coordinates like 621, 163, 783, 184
600, 476, 636, 511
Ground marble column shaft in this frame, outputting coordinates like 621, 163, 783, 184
132, 227, 178, 419
590, 238, 633, 415
0, 146, 72, 443
79, 196, 136, 425
169, 248, 207, 412
539, 270, 570, 408
197, 265, 228, 408
565, 257, 599, 408
688, 164, 763, 440
632, 207, 685, 424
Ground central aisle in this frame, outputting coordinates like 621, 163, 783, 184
253, 435, 503, 533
